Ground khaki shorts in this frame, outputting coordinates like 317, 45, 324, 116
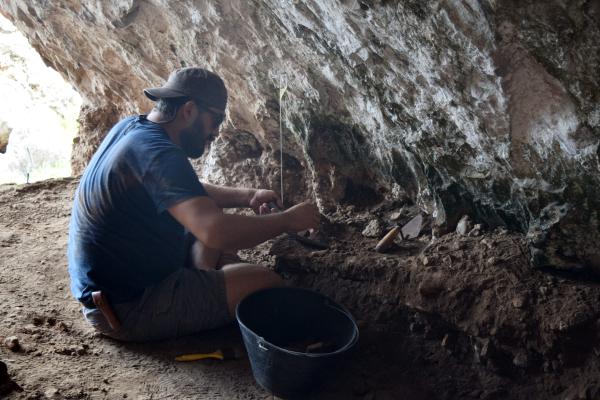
83, 267, 230, 342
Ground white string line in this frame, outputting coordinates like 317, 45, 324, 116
279, 75, 286, 206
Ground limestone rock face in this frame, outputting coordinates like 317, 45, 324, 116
1, 0, 599, 270
0, 122, 10, 154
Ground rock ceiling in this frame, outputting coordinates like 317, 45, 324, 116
1, 0, 598, 271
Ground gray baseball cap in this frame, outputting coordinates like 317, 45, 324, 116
144, 67, 227, 115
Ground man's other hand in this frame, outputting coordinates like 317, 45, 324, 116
249, 189, 282, 214
284, 201, 320, 232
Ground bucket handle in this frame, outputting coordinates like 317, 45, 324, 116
257, 337, 269, 351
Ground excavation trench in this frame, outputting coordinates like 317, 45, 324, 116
265, 216, 600, 398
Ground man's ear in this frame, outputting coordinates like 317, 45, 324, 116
180, 100, 197, 123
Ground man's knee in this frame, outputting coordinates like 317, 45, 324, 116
223, 263, 283, 288
189, 239, 243, 271
189, 240, 220, 270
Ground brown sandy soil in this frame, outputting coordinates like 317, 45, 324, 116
1, 178, 600, 399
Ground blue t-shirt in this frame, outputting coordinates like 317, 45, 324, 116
67, 115, 207, 304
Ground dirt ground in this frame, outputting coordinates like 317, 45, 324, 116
1, 178, 600, 399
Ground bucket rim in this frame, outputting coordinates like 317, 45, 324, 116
235, 287, 359, 358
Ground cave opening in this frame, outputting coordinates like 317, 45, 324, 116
0, 14, 81, 184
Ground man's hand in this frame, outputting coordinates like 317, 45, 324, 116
249, 189, 282, 214
283, 201, 320, 232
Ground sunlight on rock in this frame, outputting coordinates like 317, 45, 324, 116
0, 14, 81, 184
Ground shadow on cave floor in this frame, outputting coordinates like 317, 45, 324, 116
534, 266, 600, 285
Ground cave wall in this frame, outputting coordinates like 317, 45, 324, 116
1, 0, 599, 270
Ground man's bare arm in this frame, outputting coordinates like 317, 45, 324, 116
201, 182, 254, 209
168, 196, 319, 250
201, 182, 283, 213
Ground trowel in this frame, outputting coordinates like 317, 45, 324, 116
375, 214, 423, 253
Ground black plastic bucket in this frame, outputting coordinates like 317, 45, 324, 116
236, 287, 359, 398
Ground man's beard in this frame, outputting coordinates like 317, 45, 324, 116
179, 117, 207, 159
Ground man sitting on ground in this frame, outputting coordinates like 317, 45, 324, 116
67, 67, 319, 341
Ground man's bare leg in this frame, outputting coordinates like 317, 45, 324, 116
190, 241, 222, 270
189, 240, 284, 317
221, 263, 284, 317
